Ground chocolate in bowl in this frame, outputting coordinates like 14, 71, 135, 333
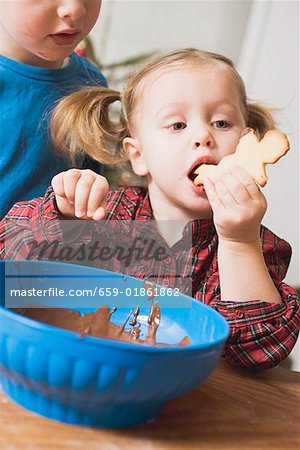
12, 303, 190, 347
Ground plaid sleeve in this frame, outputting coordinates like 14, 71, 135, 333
0, 187, 62, 260
202, 227, 300, 370
213, 288, 299, 370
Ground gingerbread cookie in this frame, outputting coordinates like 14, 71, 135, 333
193, 129, 290, 187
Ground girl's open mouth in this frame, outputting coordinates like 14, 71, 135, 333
188, 169, 199, 182
188, 162, 215, 183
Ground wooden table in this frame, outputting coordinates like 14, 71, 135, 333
0, 359, 299, 450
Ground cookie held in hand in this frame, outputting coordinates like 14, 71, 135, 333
193, 129, 290, 187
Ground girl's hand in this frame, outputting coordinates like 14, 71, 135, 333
51, 169, 109, 220
203, 165, 267, 243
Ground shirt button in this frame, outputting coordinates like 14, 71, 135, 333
164, 256, 172, 264
162, 279, 170, 287
234, 310, 244, 318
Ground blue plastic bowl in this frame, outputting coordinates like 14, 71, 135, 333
0, 260, 229, 428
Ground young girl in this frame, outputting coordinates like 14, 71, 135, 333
0, 0, 105, 217
1, 49, 299, 370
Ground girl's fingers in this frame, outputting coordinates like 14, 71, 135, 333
240, 127, 252, 138
51, 172, 66, 197
213, 177, 237, 209
212, 166, 260, 206
218, 172, 251, 205
229, 165, 261, 199
74, 170, 97, 218
62, 169, 82, 205
203, 177, 224, 209
92, 206, 106, 221
86, 177, 109, 218
52, 169, 109, 220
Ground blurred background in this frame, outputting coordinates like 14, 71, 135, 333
82, 0, 299, 368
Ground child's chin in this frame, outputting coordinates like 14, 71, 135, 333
185, 198, 213, 219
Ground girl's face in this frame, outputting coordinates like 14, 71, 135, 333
124, 64, 247, 221
0, 0, 102, 68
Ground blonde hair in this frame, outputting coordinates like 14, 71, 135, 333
50, 48, 275, 165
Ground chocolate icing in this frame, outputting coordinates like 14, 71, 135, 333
12, 303, 190, 347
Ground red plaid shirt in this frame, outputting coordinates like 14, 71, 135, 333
1, 186, 299, 370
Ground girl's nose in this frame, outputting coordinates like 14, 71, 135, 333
57, 0, 86, 21
193, 130, 214, 150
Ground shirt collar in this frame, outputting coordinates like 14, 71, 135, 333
134, 189, 153, 221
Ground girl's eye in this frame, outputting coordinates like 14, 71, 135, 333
212, 120, 230, 129
172, 122, 186, 131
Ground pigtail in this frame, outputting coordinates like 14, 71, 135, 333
50, 87, 129, 165
246, 102, 276, 139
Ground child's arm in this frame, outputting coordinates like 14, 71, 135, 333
203, 164, 282, 304
51, 169, 109, 221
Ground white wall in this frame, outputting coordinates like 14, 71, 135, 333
91, 0, 299, 369
93, 0, 252, 63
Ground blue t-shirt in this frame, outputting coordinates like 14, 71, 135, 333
0, 52, 107, 218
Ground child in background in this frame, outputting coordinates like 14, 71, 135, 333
0, 0, 105, 217
1, 49, 299, 370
